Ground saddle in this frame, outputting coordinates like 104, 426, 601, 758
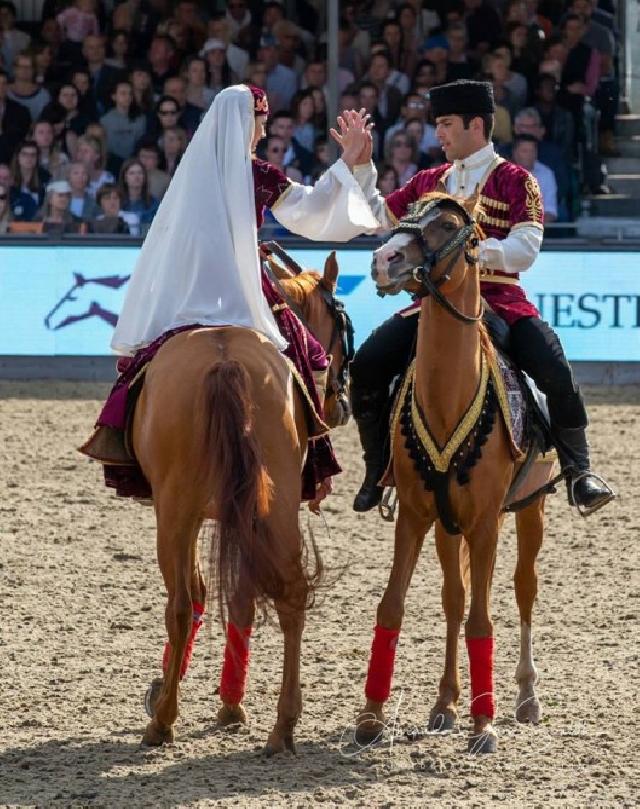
380, 310, 555, 530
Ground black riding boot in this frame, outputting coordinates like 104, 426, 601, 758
553, 426, 615, 516
352, 392, 389, 513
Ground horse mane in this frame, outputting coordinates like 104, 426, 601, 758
277, 271, 322, 308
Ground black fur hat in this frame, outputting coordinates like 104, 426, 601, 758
429, 80, 496, 118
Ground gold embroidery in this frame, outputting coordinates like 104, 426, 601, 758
480, 194, 509, 212
480, 272, 518, 285
271, 302, 288, 312
478, 211, 510, 229
524, 174, 543, 222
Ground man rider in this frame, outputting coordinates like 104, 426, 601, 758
348, 79, 614, 516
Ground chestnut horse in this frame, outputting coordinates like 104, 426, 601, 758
137, 253, 348, 753
358, 192, 548, 753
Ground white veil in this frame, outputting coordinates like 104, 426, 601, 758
111, 84, 286, 354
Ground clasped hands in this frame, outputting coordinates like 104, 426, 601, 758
329, 108, 373, 170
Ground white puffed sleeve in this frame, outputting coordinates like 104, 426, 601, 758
352, 161, 394, 230
271, 158, 381, 241
479, 225, 544, 274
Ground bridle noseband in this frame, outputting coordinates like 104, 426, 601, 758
378, 198, 482, 324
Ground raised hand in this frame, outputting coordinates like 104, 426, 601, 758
330, 108, 374, 169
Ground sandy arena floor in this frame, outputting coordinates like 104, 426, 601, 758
0, 381, 638, 808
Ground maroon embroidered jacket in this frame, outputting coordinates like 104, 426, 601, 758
386, 161, 544, 324
252, 158, 291, 228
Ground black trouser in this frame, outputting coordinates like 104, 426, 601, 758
509, 316, 587, 429
350, 311, 587, 430
350, 311, 418, 416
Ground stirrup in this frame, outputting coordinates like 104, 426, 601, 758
379, 487, 398, 522
570, 471, 616, 518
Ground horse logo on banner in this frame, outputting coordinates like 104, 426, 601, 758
44, 273, 130, 331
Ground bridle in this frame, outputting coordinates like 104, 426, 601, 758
378, 198, 482, 325
263, 241, 355, 418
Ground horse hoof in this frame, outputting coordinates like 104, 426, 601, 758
467, 727, 497, 754
354, 713, 385, 746
428, 707, 457, 733
264, 732, 295, 757
144, 677, 164, 718
217, 703, 247, 727
515, 696, 541, 724
142, 719, 174, 747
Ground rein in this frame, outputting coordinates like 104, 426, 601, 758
262, 242, 354, 411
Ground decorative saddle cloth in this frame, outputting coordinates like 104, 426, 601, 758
385, 342, 525, 484
382, 336, 552, 532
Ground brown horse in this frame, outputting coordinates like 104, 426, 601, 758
357, 192, 549, 753
137, 253, 348, 753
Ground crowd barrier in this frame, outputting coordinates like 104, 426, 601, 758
0, 236, 639, 381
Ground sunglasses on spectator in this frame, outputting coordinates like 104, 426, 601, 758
159, 108, 178, 115
0, 193, 7, 200
269, 147, 285, 153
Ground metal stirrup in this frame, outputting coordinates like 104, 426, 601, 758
570, 471, 616, 518
379, 487, 398, 522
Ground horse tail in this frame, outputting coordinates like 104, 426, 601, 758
202, 361, 284, 621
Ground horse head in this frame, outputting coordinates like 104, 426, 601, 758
270, 251, 353, 429
372, 190, 481, 299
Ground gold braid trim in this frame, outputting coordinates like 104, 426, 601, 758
410, 351, 490, 473
480, 194, 509, 211
270, 182, 294, 210
478, 211, 510, 229
385, 201, 399, 226
389, 357, 416, 453
282, 355, 329, 437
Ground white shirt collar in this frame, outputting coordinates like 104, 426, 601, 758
453, 142, 496, 170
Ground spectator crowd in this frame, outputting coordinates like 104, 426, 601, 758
0, 0, 620, 235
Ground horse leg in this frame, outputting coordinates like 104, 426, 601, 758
264, 552, 308, 756
143, 504, 200, 746
465, 524, 499, 754
146, 558, 207, 720
356, 503, 431, 744
428, 524, 466, 732
217, 567, 255, 727
513, 498, 545, 724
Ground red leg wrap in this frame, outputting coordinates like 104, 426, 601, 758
466, 635, 495, 719
162, 601, 205, 679
219, 623, 252, 704
364, 625, 400, 703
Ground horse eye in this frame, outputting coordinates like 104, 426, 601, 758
443, 221, 456, 231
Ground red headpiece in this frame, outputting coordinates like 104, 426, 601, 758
248, 84, 269, 115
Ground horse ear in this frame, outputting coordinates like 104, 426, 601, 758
322, 250, 339, 290
462, 184, 481, 217
268, 256, 295, 280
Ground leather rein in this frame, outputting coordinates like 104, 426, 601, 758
380, 198, 482, 325
262, 241, 354, 414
